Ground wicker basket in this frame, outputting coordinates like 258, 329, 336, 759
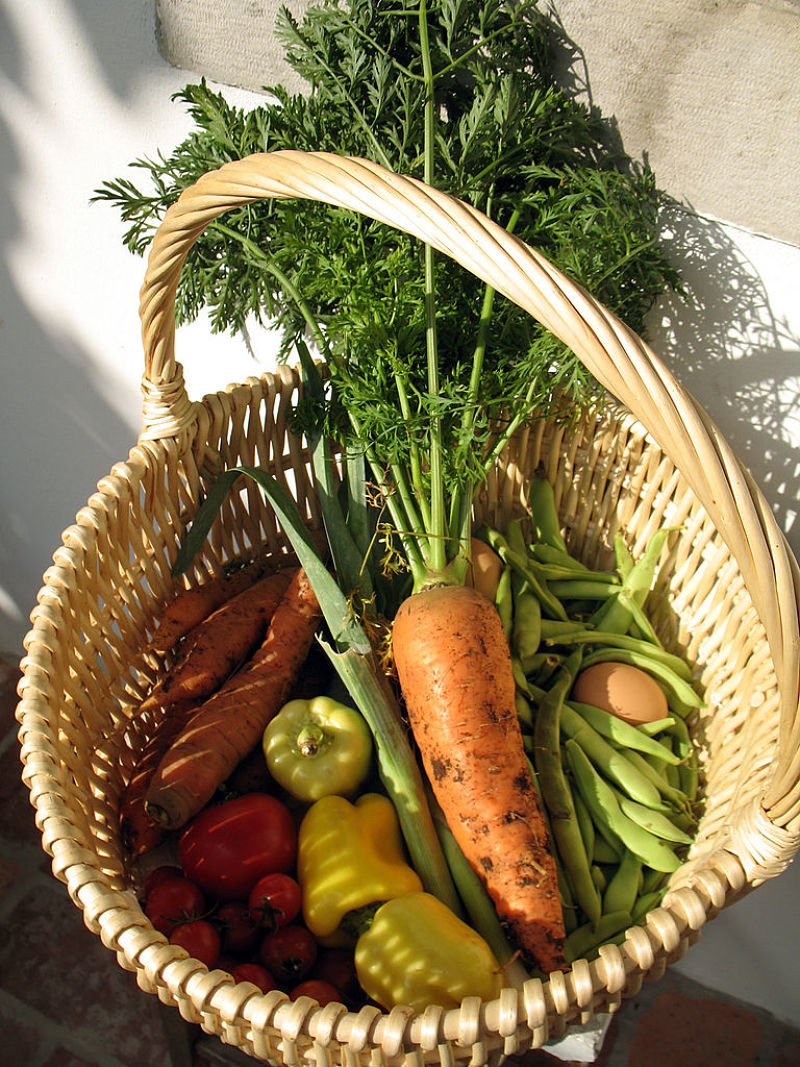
16, 152, 800, 1066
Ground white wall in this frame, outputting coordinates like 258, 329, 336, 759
1, 0, 799, 1031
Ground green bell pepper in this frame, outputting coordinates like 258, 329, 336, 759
263, 696, 372, 802
355, 892, 505, 1012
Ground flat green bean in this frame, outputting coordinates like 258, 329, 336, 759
560, 704, 668, 810
638, 716, 677, 736
567, 701, 681, 764
592, 528, 670, 637
630, 529, 671, 605
546, 629, 693, 681
564, 910, 632, 964
613, 533, 635, 583
539, 618, 594, 640
512, 657, 537, 698
603, 849, 642, 917
557, 867, 580, 934
663, 749, 682, 791
532, 653, 601, 927
591, 864, 607, 892
519, 650, 557, 677
631, 889, 667, 923
529, 474, 568, 553
495, 564, 513, 639
619, 747, 691, 810
618, 796, 693, 845
565, 740, 682, 874
485, 528, 569, 621
514, 689, 535, 732
530, 543, 591, 572
667, 718, 700, 802
640, 867, 668, 895
548, 579, 621, 601
512, 586, 542, 661
528, 654, 565, 689
506, 518, 528, 558
617, 592, 663, 645
535, 563, 617, 584
592, 832, 621, 865
572, 785, 596, 862
589, 587, 635, 637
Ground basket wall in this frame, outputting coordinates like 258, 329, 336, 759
16, 368, 782, 1065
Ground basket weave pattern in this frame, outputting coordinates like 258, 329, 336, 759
16, 152, 800, 1065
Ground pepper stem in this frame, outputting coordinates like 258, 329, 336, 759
296, 724, 325, 758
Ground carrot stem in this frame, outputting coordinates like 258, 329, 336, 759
418, 0, 447, 582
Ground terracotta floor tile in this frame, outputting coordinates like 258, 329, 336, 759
40, 1047, 109, 1067
776, 1039, 800, 1067
0, 876, 170, 1067
627, 990, 763, 1066
0, 662, 21, 731
0, 743, 45, 856
0, 994, 50, 1060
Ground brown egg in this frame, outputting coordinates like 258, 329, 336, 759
572, 661, 669, 725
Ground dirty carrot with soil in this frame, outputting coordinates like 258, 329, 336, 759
145, 568, 322, 829
118, 698, 203, 857
392, 583, 567, 974
149, 554, 284, 652
142, 568, 294, 710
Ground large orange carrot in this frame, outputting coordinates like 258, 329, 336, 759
119, 699, 202, 858
149, 554, 286, 652
142, 569, 294, 710
392, 583, 566, 974
145, 568, 322, 829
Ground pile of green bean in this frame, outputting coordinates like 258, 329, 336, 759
481, 475, 701, 963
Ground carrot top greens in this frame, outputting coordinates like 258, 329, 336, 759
96, 0, 681, 590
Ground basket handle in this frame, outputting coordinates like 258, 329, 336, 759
139, 150, 800, 837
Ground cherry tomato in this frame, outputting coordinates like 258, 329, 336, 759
145, 876, 206, 935
179, 793, 297, 901
313, 948, 358, 1000
259, 924, 317, 986
248, 873, 302, 932
142, 865, 184, 899
232, 963, 277, 994
216, 901, 261, 955
169, 919, 221, 969
290, 980, 342, 1006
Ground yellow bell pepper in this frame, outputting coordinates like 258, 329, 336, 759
297, 792, 423, 938
355, 892, 505, 1012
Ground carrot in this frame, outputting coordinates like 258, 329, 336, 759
118, 699, 202, 858
145, 568, 323, 829
141, 569, 294, 710
392, 583, 567, 974
149, 554, 284, 652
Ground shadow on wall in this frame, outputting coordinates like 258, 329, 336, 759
0, 0, 170, 655
547, 3, 800, 558
649, 204, 800, 559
